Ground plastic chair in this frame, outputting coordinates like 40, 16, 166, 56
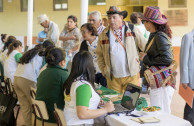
31, 99, 49, 126
53, 104, 67, 126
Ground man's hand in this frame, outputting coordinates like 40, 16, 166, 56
38, 38, 44, 42
182, 83, 188, 89
139, 52, 146, 61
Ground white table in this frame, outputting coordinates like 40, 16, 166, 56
105, 111, 192, 126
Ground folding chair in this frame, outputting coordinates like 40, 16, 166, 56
53, 104, 67, 126
4, 78, 20, 125
30, 87, 37, 99
31, 99, 49, 126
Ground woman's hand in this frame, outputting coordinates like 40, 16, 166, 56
139, 52, 146, 61
69, 35, 76, 40
98, 100, 105, 107
104, 101, 115, 113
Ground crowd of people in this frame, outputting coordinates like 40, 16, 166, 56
0, 5, 193, 126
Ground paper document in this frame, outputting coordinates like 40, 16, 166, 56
131, 117, 160, 123
179, 84, 194, 108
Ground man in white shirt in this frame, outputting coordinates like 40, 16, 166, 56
88, 11, 106, 35
37, 14, 59, 46
96, 6, 147, 93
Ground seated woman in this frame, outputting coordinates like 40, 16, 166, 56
38, 39, 55, 70
4, 40, 23, 83
36, 47, 69, 125
80, 23, 107, 87
64, 51, 115, 126
59, 15, 79, 71
14, 44, 43, 126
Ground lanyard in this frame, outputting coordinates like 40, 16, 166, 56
111, 29, 126, 51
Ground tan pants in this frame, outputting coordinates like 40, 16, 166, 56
14, 76, 36, 126
32, 114, 58, 126
107, 74, 140, 93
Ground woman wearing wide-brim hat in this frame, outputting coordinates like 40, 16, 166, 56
139, 6, 174, 114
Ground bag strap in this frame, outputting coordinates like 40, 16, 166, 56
144, 36, 155, 53
111, 29, 126, 50
4, 78, 13, 95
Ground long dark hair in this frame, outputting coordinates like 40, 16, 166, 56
153, 22, 172, 39
2, 36, 16, 52
64, 51, 95, 95
1, 34, 7, 43
7, 40, 22, 56
38, 40, 55, 56
45, 48, 66, 66
19, 44, 43, 64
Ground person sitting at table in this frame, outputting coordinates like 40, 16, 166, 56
80, 23, 107, 87
35, 47, 69, 125
63, 51, 115, 126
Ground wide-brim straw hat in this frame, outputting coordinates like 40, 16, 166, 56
106, 6, 128, 19
37, 14, 49, 24
142, 6, 167, 24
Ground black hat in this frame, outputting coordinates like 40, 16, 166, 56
106, 6, 128, 19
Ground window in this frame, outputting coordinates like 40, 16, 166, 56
89, 0, 106, 5
53, 0, 68, 10
21, 0, 34, 12
0, 0, 3, 12
168, 0, 187, 8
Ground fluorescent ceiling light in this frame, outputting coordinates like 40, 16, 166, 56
96, 2, 106, 5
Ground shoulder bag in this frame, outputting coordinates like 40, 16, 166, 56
143, 34, 178, 89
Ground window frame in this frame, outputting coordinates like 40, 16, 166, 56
0, 0, 3, 12
168, 0, 187, 8
53, 0, 68, 11
20, 0, 35, 12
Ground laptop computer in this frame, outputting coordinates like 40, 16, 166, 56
109, 83, 141, 114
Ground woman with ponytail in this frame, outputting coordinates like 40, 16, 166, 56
4, 40, 22, 83
0, 34, 8, 51
38, 39, 55, 74
14, 44, 43, 126
0, 36, 16, 64
35, 47, 69, 125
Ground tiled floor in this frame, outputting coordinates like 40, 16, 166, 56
15, 67, 186, 126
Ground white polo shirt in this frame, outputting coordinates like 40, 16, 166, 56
109, 27, 130, 78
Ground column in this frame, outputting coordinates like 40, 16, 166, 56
27, 0, 33, 49
80, 0, 88, 25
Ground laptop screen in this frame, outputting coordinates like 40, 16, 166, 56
121, 83, 141, 111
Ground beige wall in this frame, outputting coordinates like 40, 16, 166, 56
0, 0, 81, 36
1, 0, 193, 38
158, 0, 194, 37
